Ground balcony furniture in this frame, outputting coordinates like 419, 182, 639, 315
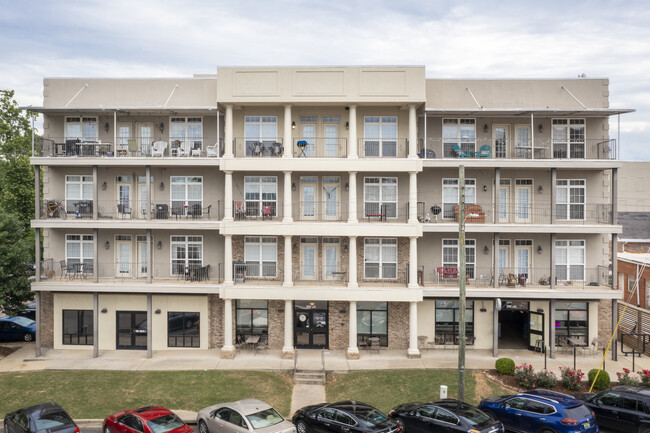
82, 262, 93, 279
453, 204, 485, 223
155, 204, 169, 219
234, 334, 246, 352
59, 260, 68, 280
418, 148, 436, 158
262, 205, 273, 220
234, 201, 246, 220
452, 143, 470, 158
478, 144, 491, 158
249, 141, 263, 157
369, 337, 381, 353
418, 335, 428, 350
436, 267, 459, 282
73, 201, 93, 218
534, 147, 547, 159
117, 203, 132, 219
191, 141, 202, 157
206, 142, 219, 157
506, 273, 517, 287
151, 141, 167, 157
126, 139, 138, 156
175, 140, 191, 157
296, 140, 308, 157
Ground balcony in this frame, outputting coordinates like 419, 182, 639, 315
358, 138, 408, 158
232, 201, 282, 221
234, 138, 284, 158
293, 265, 348, 285
293, 201, 347, 222
292, 137, 347, 158
417, 138, 617, 160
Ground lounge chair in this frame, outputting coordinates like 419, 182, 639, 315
478, 144, 491, 158
151, 141, 167, 157
452, 143, 471, 158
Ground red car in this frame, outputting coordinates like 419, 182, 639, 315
103, 406, 193, 433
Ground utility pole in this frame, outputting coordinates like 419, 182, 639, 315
458, 164, 466, 401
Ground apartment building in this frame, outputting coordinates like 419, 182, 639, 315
28, 66, 632, 360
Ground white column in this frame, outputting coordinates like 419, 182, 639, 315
348, 172, 357, 223
283, 105, 293, 158
348, 105, 358, 158
347, 301, 359, 357
407, 301, 420, 357
408, 171, 418, 223
348, 236, 358, 288
284, 235, 293, 287
224, 235, 233, 285
223, 171, 233, 221
283, 171, 293, 222
224, 105, 233, 157
408, 104, 417, 158
283, 300, 294, 354
408, 236, 419, 288
223, 299, 234, 351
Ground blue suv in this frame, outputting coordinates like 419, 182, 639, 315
479, 389, 598, 433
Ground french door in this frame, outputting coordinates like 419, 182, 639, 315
117, 179, 131, 218
497, 240, 510, 280
294, 301, 328, 349
322, 177, 340, 221
137, 236, 149, 278
116, 311, 147, 350
324, 125, 338, 157
322, 238, 340, 280
515, 125, 531, 158
528, 311, 544, 351
497, 179, 511, 223
302, 124, 316, 157
116, 235, 132, 277
515, 180, 532, 223
494, 125, 508, 158
515, 240, 532, 283
301, 238, 317, 280
300, 177, 317, 220
136, 123, 154, 156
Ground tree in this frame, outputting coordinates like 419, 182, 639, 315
0, 90, 33, 157
0, 209, 33, 315
0, 155, 35, 231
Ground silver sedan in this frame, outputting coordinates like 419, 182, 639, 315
197, 399, 296, 433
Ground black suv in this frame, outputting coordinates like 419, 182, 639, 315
576, 386, 650, 433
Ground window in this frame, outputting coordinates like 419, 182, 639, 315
170, 236, 203, 276
364, 238, 397, 279
442, 239, 476, 279
552, 118, 585, 158
364, 177, 397, 218
171, 176, 203, 216
65, 175, 93, 213
170, 117, 203, 154
555, 301, 588, 346
443, 118, 476, 157
556, 179, 585, 220
435, 300, 474, 340
555, 240, 585, 281
244, 116, 278, 155
62, 310, 93, 345
364, 116, 397, 157
65, 116, 98, 141
244, 176, 277, 217
236, 300, 268, 337
244, 237, 277, 277
65, 234, 93, 268
442, 178, 476, 219
167, 312, 200, 347
357, 302, 388, 347
629, 274, 636, 292
596, 392, 620, 407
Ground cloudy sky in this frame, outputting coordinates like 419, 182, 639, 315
1, 0, 648, 160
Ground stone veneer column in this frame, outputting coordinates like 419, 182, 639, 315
223, 171, 233, 221
348, 236, 358, 288
348, 105, 358, 158
221, 299, 235, 358
408, 236, 418, 288
283, 171, 293, 222
224, 235, 233, 285
347, 301, 359, 359
282, 300, 294, 359
407, 301, 420, 358
409, 172, 418, 223
224, 105, 233, 157
283, 235, 293, 286
283, 105, 293, 158
348, 172, 357, 223
408, 104, 417, 159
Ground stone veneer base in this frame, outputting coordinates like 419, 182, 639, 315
281, 348, 295, 360
220, 348, 236, 359
407, 350, 421, 359
346, 349, 360, 360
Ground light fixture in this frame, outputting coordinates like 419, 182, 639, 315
155, 309, 161, 314
538, 185, 543, 193
291, 121, 296, 129
105, 241, 110, 249
483, 185, 487, 192
538, 124, 543, 133
483, 124, 489, 133
104, 122, 109, 133
102, 181, 107, 190
157, 240, 162, 250
159, 182, 164, 191
537, 245, 543, 254
159, 122, 164, 133
484, 245, 489, 255
345, 121, 349, 130
293, 243, 298, 253
101, 308, 108, 313
343, 243, 349, 253
345, 183, 349, 191
291, 182, 296, 191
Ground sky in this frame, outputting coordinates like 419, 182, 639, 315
0, 0, 648, 160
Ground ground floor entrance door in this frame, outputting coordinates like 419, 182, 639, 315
528, 311, 545, 351
294, 301, 328, 349
116, 311, 147, 350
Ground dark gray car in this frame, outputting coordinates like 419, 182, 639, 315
4, 402, 78, 433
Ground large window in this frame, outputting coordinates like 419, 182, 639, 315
442, 239, 476, 279
443, 118, 475, 157
65, 116, 98, 141
357, 302, 388, 347
364, 177, 397, 219
170, 235, 203, 276
244, 116, 278, 155
435, 300, 474, 340
244, 176, 277, 217
363, 116, 397, 157
170, 117, 203, 155
555, 301, 588, 346
65, 175, 93, 213
65, 234, 93, 268
552, 118, 585, 158
236, 300, 268, 337
556, 179, 585, 220
168, 312, 200, 348
442, 178, 476, 219
171, 176, 203, 216
364, 238, 397, 279
62, 310, 93, 345
244, 237, 277, 277
555, 240, 585, 282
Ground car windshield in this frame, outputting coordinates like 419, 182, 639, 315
355, 409, 388, 427
34, 411, 74, 430
11, 317, 34, 327
450, 406, 494, 428
246, 408, 284, 429
147, 414, 185, 433
564, 405, 591, 420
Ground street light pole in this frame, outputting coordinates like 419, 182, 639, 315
458, 164, 466, 401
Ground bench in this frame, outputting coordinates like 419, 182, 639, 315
453, 204, 485, 223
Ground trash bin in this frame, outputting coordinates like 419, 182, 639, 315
155, 204, 169, 219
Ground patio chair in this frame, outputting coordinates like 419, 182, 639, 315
206, 142, 219, 157
262, 205, 273, 220
59, 260, 68, 280
151, 141, 167, 157
117, 203, 131, 219
478, 144, 491, 158
176, 140, 191, 157
452, 143, 471, 158
234, 201, 246, 220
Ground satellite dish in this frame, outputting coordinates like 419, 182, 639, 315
495, 298, 502, 311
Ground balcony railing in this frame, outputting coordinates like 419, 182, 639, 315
357, 203, 410, 223
234, 138, 284, 158
233, 263, 279, 282
39, 199, 223, 220
35, 137, 223, 158
358, 138, 408, 158
293, 137, 347, 158
232, 201, 282, 221
293, 265, 348, 285
293, 201, 347, 222
416, 138, 617, 160
358, 265, 408, 285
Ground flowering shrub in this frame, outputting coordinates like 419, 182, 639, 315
536, 370, 558, 388
515, 364, 537, 389
639, 369, 650, 386
617, 368, 640, 386
560, 367, 585, 391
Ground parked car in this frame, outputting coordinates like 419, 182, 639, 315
16, 301, 36, 321
4, 402, 79, 433
0, 316, 36, 342
292, 401, 400, 433
197, 399, 294, 433
479, 389, 598, 433
388, 399, 504, 433
103, 406, 193, 433
575, 386, 650, 433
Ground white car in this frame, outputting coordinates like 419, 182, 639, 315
197, 399, 296, 433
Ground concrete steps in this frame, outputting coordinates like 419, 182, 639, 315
293, 369, 326, 385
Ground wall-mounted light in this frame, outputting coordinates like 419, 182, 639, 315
102, 181, 107, 190
537, 245, 543, 254
101, 308, 108, 313
155, 309, 161, 314
291, 182, 296, 191
345, 121, 349, 130
483, 185, 487, 192
291, 121, 296, 129
157, 240, 162, 250
484, 245, 489, 255
104, 122, 110, 133
292, 243, 298, 253
538, 185, 543, 194
159, 182, 164, 191
343, 243, 349, 253
345, 183, 349, 191
483, 124, 489, 133
105, 241, 110, 250
538, 124, 543, 133
159, 122, 164, 133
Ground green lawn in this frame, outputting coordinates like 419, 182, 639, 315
0, 370, 293, 419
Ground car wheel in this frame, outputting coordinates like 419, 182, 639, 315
541, 429, 555, 433
296, 420, 309, 433
199, 420, 209, 433
395, 418, 405, 432
23, 333, 34, 342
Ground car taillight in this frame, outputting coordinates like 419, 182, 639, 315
74, 426, 80, 433
560, 418, 579, 425
591, 410, 595, 417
